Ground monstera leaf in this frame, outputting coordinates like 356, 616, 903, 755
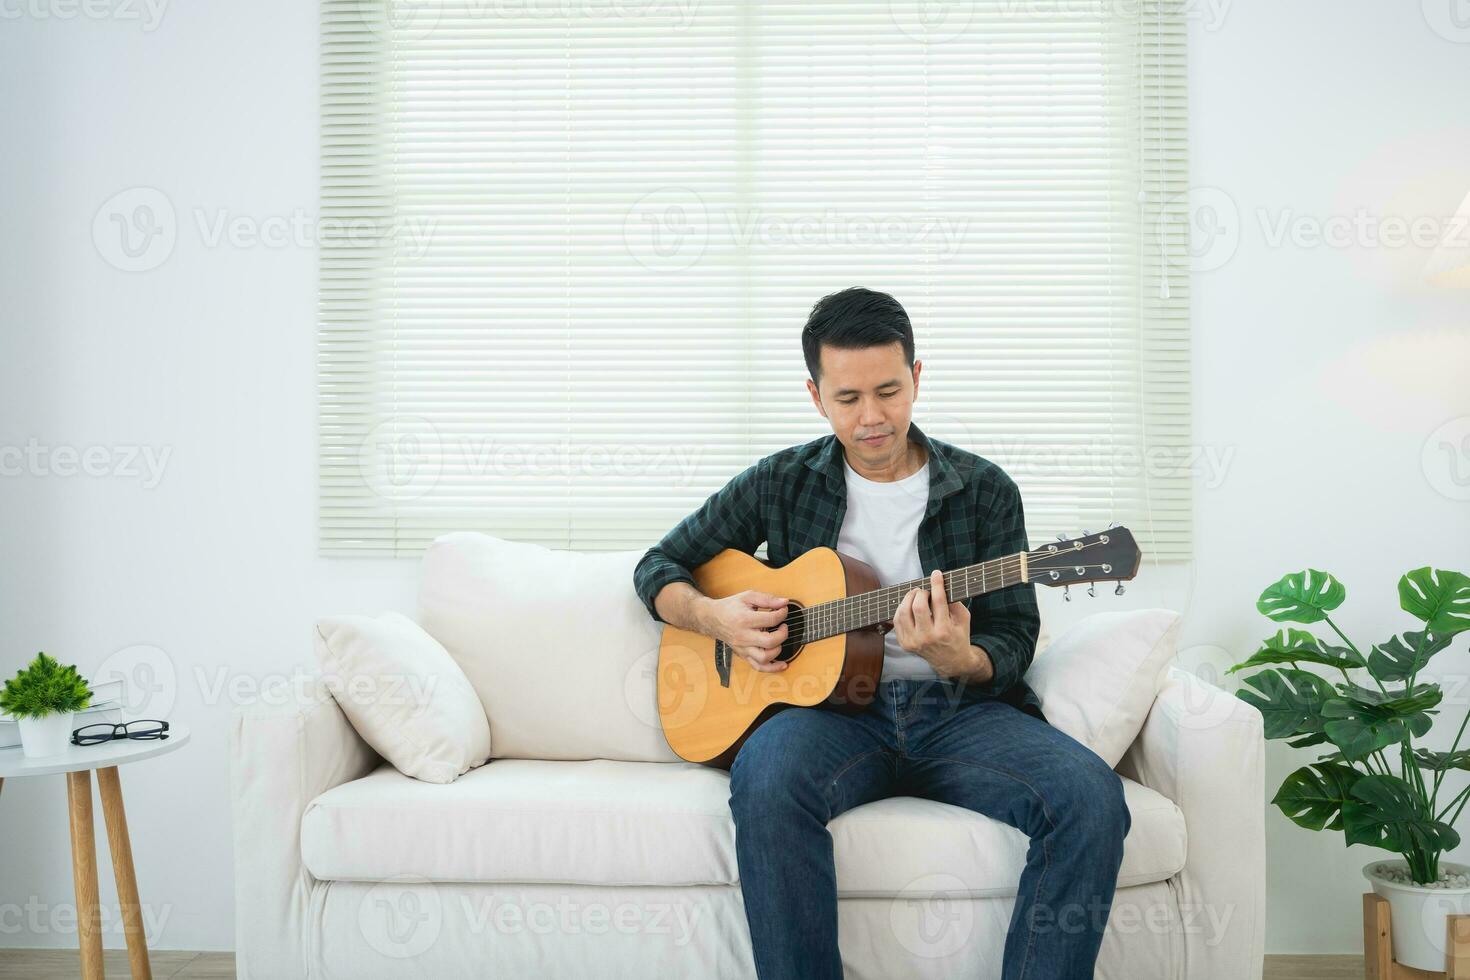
1399, 568, 1470, 637
1236, 668, 1336, 740
1343, 774, 1461, 852
1336, 682, 1443, 715
1413, 748, 1470, 773
1272, 762, 1362, 832
1367, 630, 1452, 683
1287, 731, 1332, 749
1320, 683, 1440, 761
1228, 628, 1362, 675
1258, 569, 1347, 624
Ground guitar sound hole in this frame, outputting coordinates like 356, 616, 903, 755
768, 600, 804, 663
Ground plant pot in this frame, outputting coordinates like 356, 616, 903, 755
16, 711, 75, 758
1364, 859, 1470, 971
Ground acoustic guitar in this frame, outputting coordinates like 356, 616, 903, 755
655, 527, 1142, 768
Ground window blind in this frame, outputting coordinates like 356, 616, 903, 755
320, 0, 1190, 558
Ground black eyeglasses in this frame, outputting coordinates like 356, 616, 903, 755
71, 720, 170, 745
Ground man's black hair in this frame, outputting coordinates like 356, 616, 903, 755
801, 287, 915, 386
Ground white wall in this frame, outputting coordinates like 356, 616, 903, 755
0, 0, 416, 951
1, 0, 1467, 957
1185, 0, 1470, 954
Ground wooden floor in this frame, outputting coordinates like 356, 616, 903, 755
0, 949, 233, 979
0, 950, 1365, 978
1266, 956, 1366, 979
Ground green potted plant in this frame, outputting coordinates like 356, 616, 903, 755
0, 653, 93, 758
1229, 567, 1470, 971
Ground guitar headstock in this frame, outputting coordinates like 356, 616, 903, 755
1028, 526, 1141, 594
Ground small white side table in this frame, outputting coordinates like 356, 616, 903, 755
0, 723, 190, 980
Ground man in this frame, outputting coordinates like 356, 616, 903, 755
633, 287, 1130, 979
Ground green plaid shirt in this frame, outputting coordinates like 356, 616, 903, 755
633, 421, 1045, 722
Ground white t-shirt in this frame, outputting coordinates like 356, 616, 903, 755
836, 452, 938, 683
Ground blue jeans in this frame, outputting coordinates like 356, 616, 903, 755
728, 678, 1131, 980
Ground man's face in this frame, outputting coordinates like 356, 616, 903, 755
806, 341, 922, 465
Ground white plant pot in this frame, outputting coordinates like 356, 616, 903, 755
16, 711, 75, 758
1364, 859, 1470, 972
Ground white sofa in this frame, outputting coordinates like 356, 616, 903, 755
231, 533, 1266, 979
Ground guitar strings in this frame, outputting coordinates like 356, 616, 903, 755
783, 560, 1120, 644
808, 540, 1110, 625
769, 539, 1115, 639
778, 541, 1104, 632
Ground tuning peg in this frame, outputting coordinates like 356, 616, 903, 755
1056, 533, 1069, 541
1087, 582, 1096, 598
1114, 581, 1126, 596
1106, 520, 1118, 529
1063, 585, 1071, 602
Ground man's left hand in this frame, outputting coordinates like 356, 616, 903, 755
892, 569, 974, 675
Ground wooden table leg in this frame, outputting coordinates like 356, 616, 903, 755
1366, 893, 1393, 980
98, 765, 153, 980
66, 770, 104, 980
1449, 913, 1470, 978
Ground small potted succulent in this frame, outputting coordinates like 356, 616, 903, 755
1229, 567, 1470, 972
0, 653, 93, 758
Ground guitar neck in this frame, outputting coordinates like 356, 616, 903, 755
796, 551, 1030, 643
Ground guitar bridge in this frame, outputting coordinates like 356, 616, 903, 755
715, 640, 732, 688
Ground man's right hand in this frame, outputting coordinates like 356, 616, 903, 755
700, 590, 790, 673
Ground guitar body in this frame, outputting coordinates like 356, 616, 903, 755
656, 547, 885, 769
652, 526, 1141, 770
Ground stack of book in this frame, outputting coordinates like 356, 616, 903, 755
0, 676, 127, 749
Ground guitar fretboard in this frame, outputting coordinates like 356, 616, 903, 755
788, 551, 1030, 644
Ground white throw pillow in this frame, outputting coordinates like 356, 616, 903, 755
1024, 608, 1181, 768
314, 611, 492, 783
417, 532, 678, 764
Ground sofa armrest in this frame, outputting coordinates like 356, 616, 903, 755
1116, 666, 1266, 980
229, 675, 381, 980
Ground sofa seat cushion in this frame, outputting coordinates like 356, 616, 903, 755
301, 758, 1187, 895
302, 758, 736, 888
